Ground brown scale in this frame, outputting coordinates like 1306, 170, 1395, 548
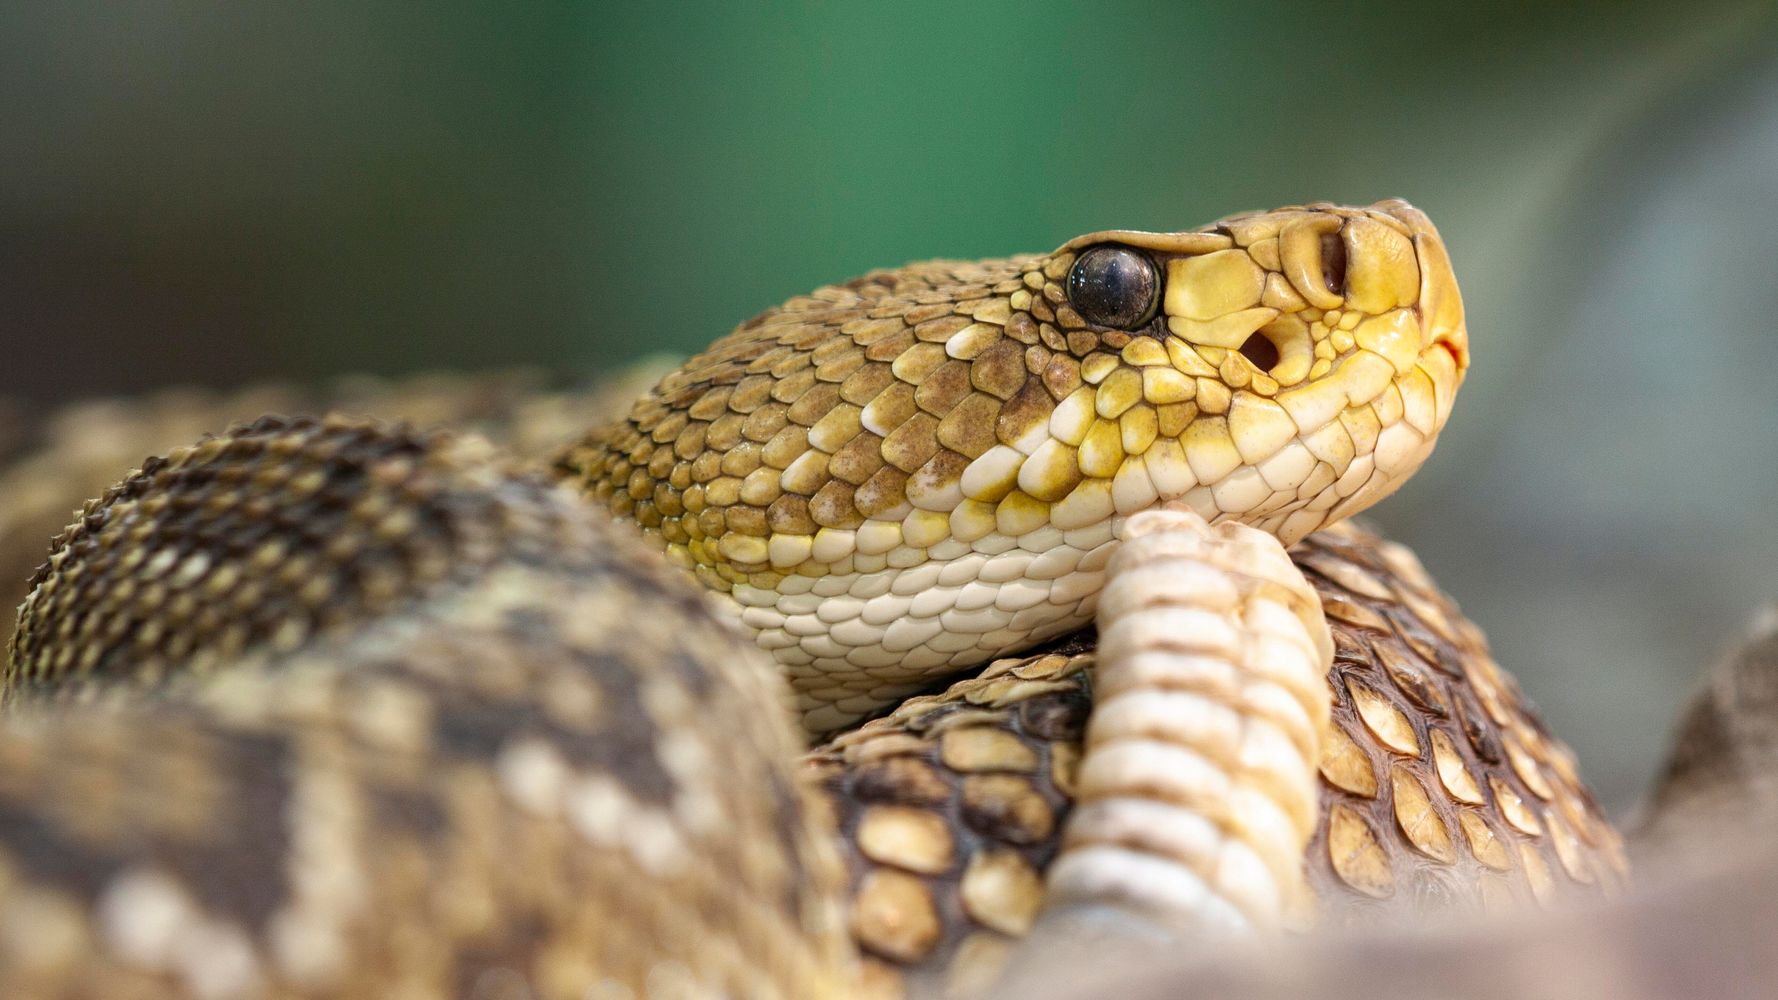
9, 414, 557, 694
554, 255, 1105, 592
808, 521, 1627, 996
0, 367, 664, 633
2, 417, 854, 999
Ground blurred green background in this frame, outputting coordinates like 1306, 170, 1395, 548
2, 1, 1775, 809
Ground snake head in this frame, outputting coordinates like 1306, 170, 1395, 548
1030, 199, 1469, 544
568, 200, 1469, 726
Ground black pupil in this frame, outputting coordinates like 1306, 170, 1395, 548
1066, 246, 1158, 330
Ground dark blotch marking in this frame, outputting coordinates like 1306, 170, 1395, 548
0, 794, 123, 901
1017, 689, 1091, 743
366, 781, 449, 842
162, 728, 295, 934
0, 725, 293, 937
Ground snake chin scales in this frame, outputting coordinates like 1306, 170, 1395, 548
563, 200, 1470, 732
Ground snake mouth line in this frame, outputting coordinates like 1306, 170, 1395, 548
1433, 335, 1468, 370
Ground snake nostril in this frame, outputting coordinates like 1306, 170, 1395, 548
1320, 230, 1347, 296
1238, 332, 1281, 372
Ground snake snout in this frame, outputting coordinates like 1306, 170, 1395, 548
1369, 198, 1470, 372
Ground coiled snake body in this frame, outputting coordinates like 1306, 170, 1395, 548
0, 201, 1630, 998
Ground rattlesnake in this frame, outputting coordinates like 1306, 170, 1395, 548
0, 201, 1645, 998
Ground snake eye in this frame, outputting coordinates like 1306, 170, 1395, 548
1066, 245, 1160, 330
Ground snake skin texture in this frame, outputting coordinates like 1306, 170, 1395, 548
0, 201, 1643, 998
987, 608, 1778, 1000
0, 366, 673, 631
4, 417, 854, 998
1046, 509, 1338, 932
807, 521, 1627, 997
0, 422, 1625, 1000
